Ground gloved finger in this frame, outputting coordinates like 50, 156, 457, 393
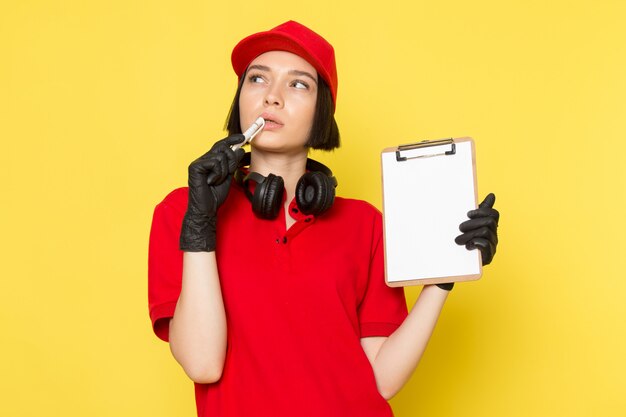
466, 237, 487, 251
221, 146, 245, 173
468, 193, 499, 220
477, 226, 497, 245
188, 155, 216, 186
469, 238, 496, 265
455, 226, 497, 246
218, 134, 247, 149
468, 206, 500, 221
229, 147, 246, 172
205, 154, 229, 185
211, 135, 245, 173
210, 174, 234, 207
479, 193, 495, 209
459, 216, 498, 233
219, 152, 230, 180
476, 239, 496, 265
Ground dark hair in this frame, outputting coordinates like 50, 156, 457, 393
225, 75, 340, 151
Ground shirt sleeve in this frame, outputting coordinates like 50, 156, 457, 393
148, 189, 187, 342
358, 211, 408, 338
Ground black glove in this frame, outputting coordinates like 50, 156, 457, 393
179, 135, 245, 252
435, 193, 499, 292
455, 193, 499, 265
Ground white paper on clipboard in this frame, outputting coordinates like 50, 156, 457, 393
381, 137, 482, 287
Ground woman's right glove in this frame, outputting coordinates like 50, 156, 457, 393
179, 135, 245, 252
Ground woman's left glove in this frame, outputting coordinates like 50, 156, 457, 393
179, 135, 245, 252
454, 193, 499, 265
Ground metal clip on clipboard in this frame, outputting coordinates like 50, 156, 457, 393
395, 138, 456, 162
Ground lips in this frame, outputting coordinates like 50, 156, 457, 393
260, 112, 284, 127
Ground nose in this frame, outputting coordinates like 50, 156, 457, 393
263, 83, 283, 108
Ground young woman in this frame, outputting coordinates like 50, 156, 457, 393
148, 21, 499, 417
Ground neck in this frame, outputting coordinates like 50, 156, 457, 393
249, 149, 308, 202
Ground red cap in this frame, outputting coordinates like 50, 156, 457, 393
231, 21, 338, 107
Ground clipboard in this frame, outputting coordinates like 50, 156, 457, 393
381, 137, 482, 287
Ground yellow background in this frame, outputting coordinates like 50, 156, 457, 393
1, 0, 625, 416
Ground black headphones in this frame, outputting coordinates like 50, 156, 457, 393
234, 153, 338, 220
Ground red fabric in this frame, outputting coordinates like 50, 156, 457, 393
231, 20, 338, 107
148, 184, 408, 417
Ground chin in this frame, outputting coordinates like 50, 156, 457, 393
250, 132, 307, 153
250, 143, 308, 156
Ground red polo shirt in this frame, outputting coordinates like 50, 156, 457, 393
148, 183, 408, 417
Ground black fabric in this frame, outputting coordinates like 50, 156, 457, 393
235, 152, 337, 219
455, 193, 499, 265
435, 283, 455, 291
180, 135, 245, 252
436, 193, 500, 290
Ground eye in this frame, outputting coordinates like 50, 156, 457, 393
247, 73, 265, 84
291, 79, 309, 90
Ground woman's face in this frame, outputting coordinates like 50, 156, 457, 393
238, 50, 318, 154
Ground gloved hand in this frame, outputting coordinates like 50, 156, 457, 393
455, 193, 499, 265
179, 135, 246, 252
435, 193, 499, 292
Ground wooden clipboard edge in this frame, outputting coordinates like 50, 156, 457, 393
385, 271, 483, 288
381, 137, 483, 288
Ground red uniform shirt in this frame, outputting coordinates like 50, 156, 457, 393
148, 183, 408, 417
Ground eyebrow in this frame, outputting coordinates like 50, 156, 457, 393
289, 69, 318, 85
247, 64, 318, 85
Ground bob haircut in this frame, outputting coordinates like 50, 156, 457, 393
225, 75, 340, 151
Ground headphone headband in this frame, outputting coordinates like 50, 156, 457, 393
236, 153, 336, 180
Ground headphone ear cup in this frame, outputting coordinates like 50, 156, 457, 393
252, 173, 284, 219
296, 171, 335, 215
